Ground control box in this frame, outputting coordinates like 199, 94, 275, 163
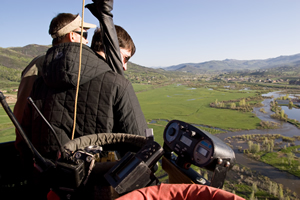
105, 141, 164, 194
163, 120, 235, 170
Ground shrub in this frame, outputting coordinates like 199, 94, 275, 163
259, 108, 267, 113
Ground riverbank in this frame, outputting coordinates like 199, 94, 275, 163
216, 131, 300, 198
215, 91, 300, 197
225, 133, 300, 177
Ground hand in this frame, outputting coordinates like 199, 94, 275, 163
85, 0, 113, 20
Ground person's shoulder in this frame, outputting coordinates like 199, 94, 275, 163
22, 54, 46, 78
104, 70, 128, 79
102, 71, 130, 86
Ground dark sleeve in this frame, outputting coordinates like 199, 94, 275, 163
87, 0, 124, 75
113, 81, 148, 136
101, 0, 124, 76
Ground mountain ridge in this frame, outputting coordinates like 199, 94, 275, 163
163, 53, 300, 73
0, 44, 185, 83
1, 44, 300, 74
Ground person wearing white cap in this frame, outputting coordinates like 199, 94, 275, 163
49, 13, 96, 45
15, 5, 147, 199
13, 12, 97, 200
15, 0, 148, 198
13, 13, 96, 126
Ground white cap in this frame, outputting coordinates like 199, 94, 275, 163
51, 15, 96, 38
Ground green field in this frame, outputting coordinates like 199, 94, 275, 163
3, 83, 294, 199
0, 84, 262, 144
0, 104, 15, 143
138, 84, 260, 132
132, 83, 155, 92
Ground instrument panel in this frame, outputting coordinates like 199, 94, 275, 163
163, 120, 214, 167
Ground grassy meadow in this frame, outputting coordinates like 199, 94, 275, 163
0, 83, 262, 144
132, 83, 156, 93
137, 84, 260, 131
134, 83, 262, 146
0, 104, 15, 143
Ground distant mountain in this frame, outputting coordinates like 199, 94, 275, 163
1, 44, 300, 79
164, 54, 300, 73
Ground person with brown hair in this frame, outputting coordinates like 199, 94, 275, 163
49, 13, 95, 45
91, 25, 135, 71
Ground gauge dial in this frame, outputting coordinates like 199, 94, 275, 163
165, 122, 180, 143
193, 139, 213, 166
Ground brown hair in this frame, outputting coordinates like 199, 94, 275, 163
91, 27, 104, 52
91, 25, 136, 56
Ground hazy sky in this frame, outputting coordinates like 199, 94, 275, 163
1, 0, 300, 68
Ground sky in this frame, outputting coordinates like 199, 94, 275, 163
1, 0, 300, 68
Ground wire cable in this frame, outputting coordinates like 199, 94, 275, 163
71, 0, 85, 140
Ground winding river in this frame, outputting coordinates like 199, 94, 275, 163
215, 91, 300, 196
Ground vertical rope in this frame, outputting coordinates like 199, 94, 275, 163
71, 0, 85, 140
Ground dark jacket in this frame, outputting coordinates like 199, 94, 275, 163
18, 42, 147, 160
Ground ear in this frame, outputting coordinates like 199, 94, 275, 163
67, 32, 75, 42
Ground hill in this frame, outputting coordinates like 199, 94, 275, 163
0, 44, 49, 82
0, 44, 186, 84
1, 44, 300, 84
124, 62, 187, 84
0, 44, 49, 70
164, 54, 300, 73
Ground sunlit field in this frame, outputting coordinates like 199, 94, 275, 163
138, 84, 260, 131
0, 84, 261, 144
0, 105, 15, 143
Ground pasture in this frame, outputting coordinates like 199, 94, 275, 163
0, 104, 15, 143
137, 84, 260, 134
0, 83, 262, 144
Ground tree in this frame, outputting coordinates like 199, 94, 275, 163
252, 182, 258, 193
248, 141, 253, 152
270, 140, 274, 152
288, 100, 293, 109
278, 184, 284, 200
280, 110, 285, 120
285, 196, 290, 200
255, 143, 260, 153
219, 102, 224, 108
286, 152, 294, 165
239, 99, 246, 107
267, 143, 271, 152
272, 182, 278, 197
268, 181, 272, 194
230, 102, 236, 109
249, 190, 255, 200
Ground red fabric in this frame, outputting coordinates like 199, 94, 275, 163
47, 190, 60, 200
116, 183, 245, 200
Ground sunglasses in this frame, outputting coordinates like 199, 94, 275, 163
73, 31, 88, 39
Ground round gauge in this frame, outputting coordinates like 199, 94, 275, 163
193, 139, 213, 167
164, 122, 180, 143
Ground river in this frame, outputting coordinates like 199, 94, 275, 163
215, 91, 300, 196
